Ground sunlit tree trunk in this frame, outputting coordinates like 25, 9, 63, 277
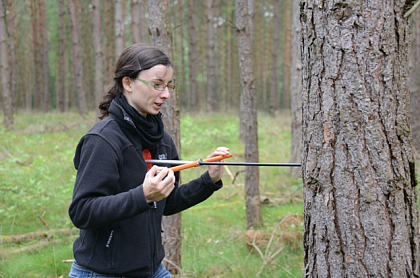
67, 0, 87, 115
235, 0, 262, 230
269, 0, 279, 115
92, 0, 104, 119
58, 0, 67, 113
289, 0, 302, 177
301, 1, 420, 276
0, 0, 13, 129
147, 0, 182, 273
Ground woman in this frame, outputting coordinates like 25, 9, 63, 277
68, 43, 229, 278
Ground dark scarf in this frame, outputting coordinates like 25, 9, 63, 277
113, 93, 164, 150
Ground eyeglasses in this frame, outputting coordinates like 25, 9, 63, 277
136, 78, 175, 92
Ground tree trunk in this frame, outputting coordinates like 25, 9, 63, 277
281, 0, 292, 109
146, 0, 182, 274
235, 0, 262, 230
58, 0, 67, 113
177, 0, 186, 108
188, 0, 199, 111
269, 0, 279, 115
289, 0, 302, 177
7, 0, 16, 113
38, 0, 49, 112
301, 1, 420, 276
115, 0, 124, 59
67, 0, 87, 115
224, 0, 232, 109
206, 0, 216, 112
131, 0, 141, 44
410, 11, 420, 154
31, 0, 42, 110
92, 0, 104, 119
0, 0, 13, 129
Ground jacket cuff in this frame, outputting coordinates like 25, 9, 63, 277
133, 184, 154, 212
202, 171, 223, 191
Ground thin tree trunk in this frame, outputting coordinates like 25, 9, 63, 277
269, 0, 279, 115
80, 0, 94, 111
67, 0, 87, 115
131, 0, 141, 44
224, 0, 232, 109
188, 0, 199, 111
7, 0, 16, 114
235, 0, 262, 230
301, 1, 420, 276
38, 0, 49, 112
178, 0, 186, 107
206, 0, 216, 112
289, 0, 302, 177
146, 0, 182, 274
0, 0, 13, 129
281, 0, 292, 109
31, 0, 42, 110
58, 0, 67, 112
92, 0, 104, 119
115, 0, 124, 59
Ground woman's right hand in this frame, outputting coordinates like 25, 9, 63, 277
142, 165, 175, 203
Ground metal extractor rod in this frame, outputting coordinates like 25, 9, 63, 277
145, 159, 301, 167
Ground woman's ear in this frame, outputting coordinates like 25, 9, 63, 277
122, 76, 132, 93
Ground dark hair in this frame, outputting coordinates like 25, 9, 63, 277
98, 43, 172, 120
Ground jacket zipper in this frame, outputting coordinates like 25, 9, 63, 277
106, 224, 115, 268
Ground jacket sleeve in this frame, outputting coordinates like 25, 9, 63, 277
163, 138, 223, 216
69, 134, 153, 229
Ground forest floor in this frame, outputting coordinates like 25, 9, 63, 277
1, 110, 312, 277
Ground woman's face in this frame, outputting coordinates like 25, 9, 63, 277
123, 64, 173, 117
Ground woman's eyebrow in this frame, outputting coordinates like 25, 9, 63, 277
151, 78, 173, 83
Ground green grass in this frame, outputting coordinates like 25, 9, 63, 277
0, 110, 304, 277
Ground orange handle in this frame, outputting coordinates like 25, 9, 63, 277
169, 153, 233, 172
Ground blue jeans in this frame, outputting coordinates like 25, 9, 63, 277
69, 260, 172, 278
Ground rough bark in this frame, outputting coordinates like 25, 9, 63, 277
146, 0, 182, 273
0, 0, 13, 129
92, 0, 104, 119
188, 0, 199, 111
410, 11, 420, 154
235, 0, 262, 230
115, 0, 124, 59
38, 0, 49, 112
67, 0, 87, 115
224, 0, 232, 108
301, 1, 420, 277
7, 0, 16, 113
269, 0, 280, 115
206, 0, 216, 112
289, 0, 302, 177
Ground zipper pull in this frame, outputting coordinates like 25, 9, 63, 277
154, 202, 157, 209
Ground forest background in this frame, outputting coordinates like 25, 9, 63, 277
2, 0, 420, 277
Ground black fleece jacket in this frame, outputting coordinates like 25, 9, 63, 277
69, 101, 223, 277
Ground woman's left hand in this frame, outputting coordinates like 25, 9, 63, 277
207, 147, 230, 183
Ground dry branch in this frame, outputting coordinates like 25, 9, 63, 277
1, 228, 78, 244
